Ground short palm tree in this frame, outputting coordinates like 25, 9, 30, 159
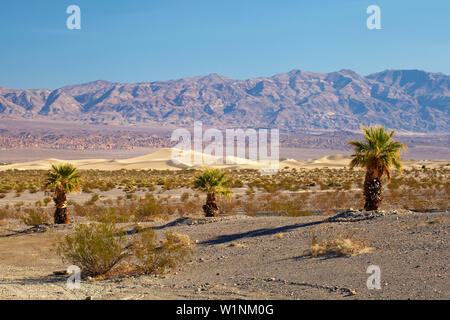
46, 163, 80, 224
193, 169, 231, 217
349, 126, 406, 211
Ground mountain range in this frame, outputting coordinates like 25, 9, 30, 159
0, 69, 448, 133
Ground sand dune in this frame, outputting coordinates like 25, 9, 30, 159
0, 148, 447, 171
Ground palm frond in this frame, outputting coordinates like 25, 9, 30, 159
348, 126, 406, 180
46, 163, 81, 193
193, 168, 232, 196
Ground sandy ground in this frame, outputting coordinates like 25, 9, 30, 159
1, 148, 448, 171
0, 210, 448, 300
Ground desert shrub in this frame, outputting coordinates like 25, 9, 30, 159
241, 198, 260, 215
308, 192, 332, 214
263, 194, 312, 217
71, 203, 91, 217
85, 193, 100, 205
134, 195, 163, 221
0, 206, 15, 220
102, 198, 114, 206
57, 222, 128, 277
99, 182, 115, 192
180, 192, 190, 202
14, 201, 25, 212
124, 184, 136, 193
178, 200, 199, 216
15, 185, 25, 193
29, 186, 39, 193
245, 188, 255, 197
217, 197, 240, 215
0, 188, 9, 194
89, 206, 133, 223
20, 208, 51, 226
305, 230, 371, 257
342, 182, 352, 190
43, 197, 52, 206
133, 229, 193, 274
125, 193, 136, 200
82, 186, 92, 193
319, 182, 330, 190
230, 179, 244, 188
162, 180, 175, 190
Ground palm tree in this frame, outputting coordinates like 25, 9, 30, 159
348, 126, 406, 211
193, 169, 231, 217
46, 163, 80, 224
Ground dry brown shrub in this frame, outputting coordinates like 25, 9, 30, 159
305, 229, 372, 257
20, 208, 51, 226
133, 230, 193, 274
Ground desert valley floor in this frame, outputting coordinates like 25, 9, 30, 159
0, 147, 448, 300
0, 210, 448, 300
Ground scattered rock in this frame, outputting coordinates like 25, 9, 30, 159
328, 209, 395, 222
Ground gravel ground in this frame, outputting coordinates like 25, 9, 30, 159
0, 210, 448, 300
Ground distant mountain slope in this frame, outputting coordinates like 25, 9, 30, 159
0, 69, 448, 132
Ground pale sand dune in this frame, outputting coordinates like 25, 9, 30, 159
0, 148, 448, 171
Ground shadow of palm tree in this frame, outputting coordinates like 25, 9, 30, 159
122, 217, 192, 236
200, 219, 327, 245
290, 252, 349, 261
0, 274, 67, 285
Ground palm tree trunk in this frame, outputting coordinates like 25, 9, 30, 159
203, 193, 219, 217
53, 187, 70, 224
363, 171, 383, 211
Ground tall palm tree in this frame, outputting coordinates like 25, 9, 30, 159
348, 126, 406, 211
193, 169, 231, 217
46, 163, 80, 224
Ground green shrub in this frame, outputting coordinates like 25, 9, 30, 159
265, 195, 312, 217
57, 222, 128, 277
134, 195, 163, 221
89, 206, 133, 224
124, 184, 136, 193
43, 197, 52, 206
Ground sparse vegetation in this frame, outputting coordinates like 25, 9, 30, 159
134, 194, 168, 221
57, 222, 129, 277
0, 165, 447, 222
56, 220, 193, 278
20, 208, 51, 226
133, 229, 193, 275
305, 230, 372, 257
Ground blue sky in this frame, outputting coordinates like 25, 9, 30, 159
0, 0, 449, 89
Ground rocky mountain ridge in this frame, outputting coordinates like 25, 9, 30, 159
0, 69, 448, 132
